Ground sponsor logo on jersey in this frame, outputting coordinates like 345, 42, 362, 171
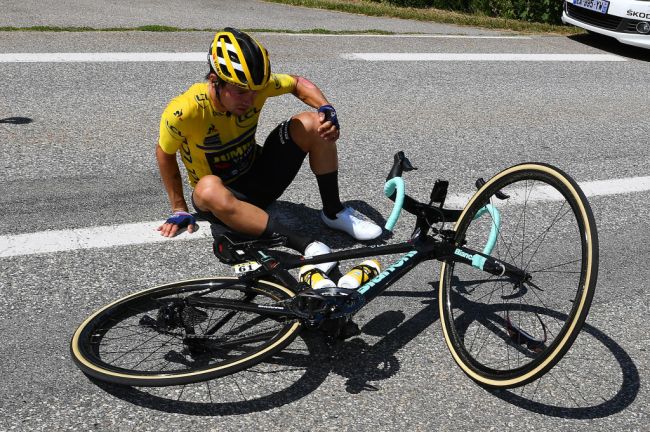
165, 120, 184, 139
202, 124, 222, 147
204, 133, 222, 147
180, 139, 192, 163
205, 137, 257, 183
235, 107, 261, 128
195, 93, 210, 108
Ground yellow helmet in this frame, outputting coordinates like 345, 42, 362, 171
208, 28, 271, 91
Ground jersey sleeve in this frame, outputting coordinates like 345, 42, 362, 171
260, 73, 297, 98
158, 96, 190, 155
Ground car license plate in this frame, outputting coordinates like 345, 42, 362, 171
573, 0, 609, 14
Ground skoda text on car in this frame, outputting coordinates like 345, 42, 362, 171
562, 0, 650, 49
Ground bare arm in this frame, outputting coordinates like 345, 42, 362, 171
290, 75, 339, 141
291, 75, 329, 108
155, 145, 195, 236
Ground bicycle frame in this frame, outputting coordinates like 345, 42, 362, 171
189, 151, 530, 323
279, 230, 527, 304
189, 229, 529, 327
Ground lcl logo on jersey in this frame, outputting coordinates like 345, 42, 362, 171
236, 107, 261, 128
195, 93, 210, 109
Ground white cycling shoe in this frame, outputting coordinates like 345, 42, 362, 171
303, 241, 337, 275
320, 206, 382, 241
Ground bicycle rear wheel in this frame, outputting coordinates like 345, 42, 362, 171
439, 163, 598, 388
71, 277, 301, 386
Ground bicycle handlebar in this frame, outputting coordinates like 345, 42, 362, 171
384, 177, 405, 231
383, 152, 416, 231
382, 152, 500, 257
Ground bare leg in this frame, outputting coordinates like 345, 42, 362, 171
289, 112, 338, 175
193, 175, 268, 236
288, 112, 381, 241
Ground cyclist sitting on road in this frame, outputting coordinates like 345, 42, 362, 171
156, 27, 381, 269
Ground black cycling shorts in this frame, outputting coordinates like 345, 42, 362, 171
192, 119, 307, 226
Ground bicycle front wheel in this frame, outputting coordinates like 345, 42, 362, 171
71, 277, 301, 387
439, 163, 598, 388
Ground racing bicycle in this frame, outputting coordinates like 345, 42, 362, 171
70, 152, 599, 390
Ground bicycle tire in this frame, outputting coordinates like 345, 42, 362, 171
439, 163, 599, 388
71, 277, 301, 387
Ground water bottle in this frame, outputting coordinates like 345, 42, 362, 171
299, 265, 336, 289
337, 259, 381, 289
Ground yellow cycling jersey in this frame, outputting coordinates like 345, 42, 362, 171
158, 73, 297, 187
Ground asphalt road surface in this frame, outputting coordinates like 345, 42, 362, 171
1, 1, 649, 431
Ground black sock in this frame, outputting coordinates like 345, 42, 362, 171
262, 216, 313, 253
316, 171, 344, 219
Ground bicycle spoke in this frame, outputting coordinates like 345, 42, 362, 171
442, 166, 596, 388
176, 385, 186, 402
72, 278, 301, 386
529, 258, 582, 273
521, 202, 572, 274
206, 381, 214, 404
230, 375, 248, 402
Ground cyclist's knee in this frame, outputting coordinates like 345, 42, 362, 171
195, 175, 223, 198
289, 112, 335, 152
292, 111, 320, 133
194, 176, 237, 215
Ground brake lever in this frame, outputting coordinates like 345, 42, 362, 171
475, 177, 510, 200
387, 151, 417, 180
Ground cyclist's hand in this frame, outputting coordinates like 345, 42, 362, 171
157, 211, 197, 237
317, 104, 340, 141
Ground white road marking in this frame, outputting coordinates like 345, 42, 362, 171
1, 176, 649, 258
264, 33, 532, 39
444, 176, 650, 207
0, 52, 206, 62
0, 221, 212, 258
0, 52, 625, 63
341, 53, 626, 61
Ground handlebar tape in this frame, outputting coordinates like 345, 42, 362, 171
384, 177, 405, 231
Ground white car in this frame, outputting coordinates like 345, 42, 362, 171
562, 0, 650, 49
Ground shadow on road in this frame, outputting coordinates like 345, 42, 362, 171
488, 319, 640, 419
0, 116, 33, 124
88, 288, 440, 415
569, 33, 650, 61
88, 279, 638, 418
270, 199, 391, 250
92, 332, 333, 416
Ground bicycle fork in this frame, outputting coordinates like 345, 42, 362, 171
444, 204, 530, 282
